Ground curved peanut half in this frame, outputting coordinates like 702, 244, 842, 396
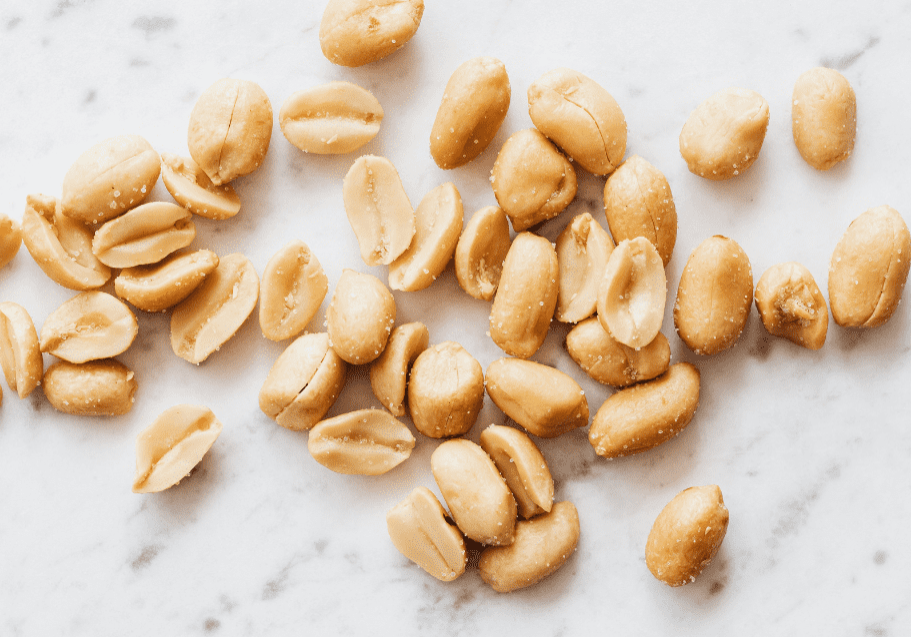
308, 408, 415, 476
92, 201, 196, 268
132, 404, 222, 493
0, 302, 43, 399
160, 153, 241, 220
40, 291, 138, 364
454, 205, 511, 301
0, 213, 22, 270
115, 250, 219, 313
556, 212, 614, 323
479, 424, 554, 519
43, 359, 136, 416
259, 240, 328, 341
566, 317, 670, 388
369, 322, 429, 417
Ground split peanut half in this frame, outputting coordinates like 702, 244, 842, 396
308, 409, 415, 475
280, 81, 383, 154
259, 240, 328, 341
40, 291, 138, 364
92, 201, 196, 269
0, 213, 22, 270
369, 322, 429, 417
555, 212, 614, 323
0, 302, 43, 399
479, 425, 554, 519
115, 250, 219, 313
160, 153, 241, 220
454, 205, 511, 301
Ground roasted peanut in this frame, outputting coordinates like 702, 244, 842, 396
115, 250, 219, 313
829, 205, 911, 328
479, 425, 554, 519
43, 359, 136, 416
408, 341, 484, 438
369, 322, 429, 417
566, 317, 670, 388
0, 302, 43, 399
792, 67, 856, 170
589, 363, 700, 459
0, 214, 22, 269
92, 201, 196, 269
259, 240, 328, 341
454, 205, 511, 301
430, 57, 510, 169
646, 485, 729, 587
556, 213, 614, 324
754, 262, 828, 349
308, 409, 415, 475
326, 269, 396, 364
40, 292, 138, 364
280, 81, 383, 154
160, 153, 241, 220
674, 235, 753, 355
132, 405, 222, 493
319, 0, 424, 67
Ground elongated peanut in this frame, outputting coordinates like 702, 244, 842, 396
479, 425, 554, 519
0, 302, 43, 399
259, 241, 328, 341
408, 341, 484, 438
754, 262, 828, 349
454, 205, 511, 301
308, 409, 415, 475
40, 292, 138, 364
0, 214, 22, 269
326, 269, 396, 365
92, 202, 195, 268
43, 359, 136, 416
280, 81, 383, 154
115, 250, 219, 313
160, 153, 241, 220
566, 317, 670, 388
792, 67, 856, 170
369, 322, 429, 417
556, 212, 614, 323
319, 0, 424, 67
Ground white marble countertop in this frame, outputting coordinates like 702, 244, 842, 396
1, 0, 910, 634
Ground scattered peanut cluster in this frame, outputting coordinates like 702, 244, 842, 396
1, 0, 908, 594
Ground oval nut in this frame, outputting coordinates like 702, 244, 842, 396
308, 409, 415, 476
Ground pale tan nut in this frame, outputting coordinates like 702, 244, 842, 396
430, 57, 511, 169
602, 155, 677, 267
566, 317, 670, 388
679, 87, 770, 180
479, 425, 554, 519
187, 78, 273, 186
60, 134, 160, 224
489, 232, 559, 359
259, 332, 347, 431
326, 269, 396, 364
597, 237, 666, 349
160, 153, 241, 220
114, 250, 219, 313
754, 262, 828, 350
386, 487, 467, 582
674, 235, 753, 355
170, 253, 260, 364
792, 67, 856, 171
555, 212, 614, 324
589, 362, 700, 459
828, 205, 911, 328
389, 182, 463, 291
0, 213, 22, 269
527, 68, 627, 176
479, 501, 579, 593
491, 129, 578, 231
308, 409, 415, 475
485, 357, 589, 438
39, 292, 138, 364
319, 0, 424, 67
430, 439, 516, 546
342, 155, 416, 266
0, 302, 43, 399
43, 358, 137, 416
132, 405, 222, 493
454, 206, 511, 301
280, 82, 383, 155
408, 341, 484, 438
92, 202, 196, 269
646, 485, 729, 587
369, 322, 429, 417
259, 241, 328, 341
21, 194, 111, 291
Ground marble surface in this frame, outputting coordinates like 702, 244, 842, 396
1, 0, 910, 634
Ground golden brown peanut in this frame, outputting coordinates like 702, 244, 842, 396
115, 250, 219, 313
454, 206, 511, 301
40, 292, 138, 364
489, 232, 559, 359
389, 182, 463, 291
60, 135, 160, 224
430, 57, 511, 169
479, 425, 554, 519
646, 485, 729, 587
259, 332, 347, 431
319, 0, 424, 67
308, 409, 415, 475
431, 439, 516, 546
566, 317, 670, 388
829, 205, 911, 328
132, 405, 222, 493
326, 269, 396, 364
342, 155, 416, 266
0, 214, 22, 269
491, 129, 577, 231
674, 235, 753, 355
43, 359, 136, 416
679, 87, 770, 180
280, 82, 383, 154
160, 153, 241, 220
754, 262, 828, 350
555, 213, 614, 324
485, 357, 589, 438
597, 237, 666, 349
408, 341, 484, 438
187, 78, 273, 185
170, 253, 259, 364
792, 67, 856, 170
602, 155, 677, 266
21, 194, 111, 291
589, 362, 700, 459
259, 241, 328, 341
0, 302, 43, 399
92, 202, 196, 268
527, 68, 627, 176
386, 487, 467, 582
369, 322, 429, 417
479, 501, 579, 593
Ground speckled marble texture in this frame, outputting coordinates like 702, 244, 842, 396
1, 0, 910, 635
